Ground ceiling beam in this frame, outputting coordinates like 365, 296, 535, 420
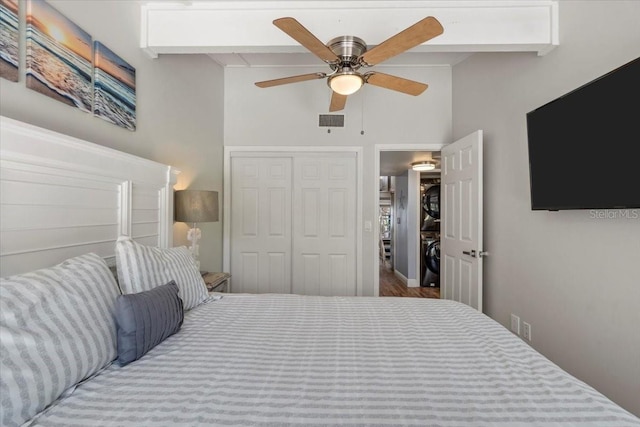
140, 1, 558, 60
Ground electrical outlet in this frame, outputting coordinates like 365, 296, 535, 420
510, 314, 520, 335
523, 322, 532, 342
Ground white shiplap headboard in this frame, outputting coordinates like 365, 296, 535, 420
0, 116, 179, 277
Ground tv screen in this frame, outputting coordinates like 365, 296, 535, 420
526, 56, 640, 211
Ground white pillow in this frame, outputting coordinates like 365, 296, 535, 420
114, 236, 208, 310
0, 253, 119, 427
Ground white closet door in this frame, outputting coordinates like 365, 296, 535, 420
230, 157, 292, 294
292, 154, 357, 296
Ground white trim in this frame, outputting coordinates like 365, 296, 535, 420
224, 145, 361, 153
1, 239, 119, 257
407, 278, 420, 288
355, 146, 363, 297
142, 1, 558, 11
0, 117, 169, 178
223, 147, 232, 274
139, 4, 158, 59
394, 269, 408, 285
542, 0, 561, 56
158, 186, 170, 248
119, 181, 132, 238
163, 167, 180, 248
408, 169, 421, 289
223, 145, 363, 295
374, 143, 445, 297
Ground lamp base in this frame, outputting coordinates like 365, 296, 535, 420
186, 224, 201, 269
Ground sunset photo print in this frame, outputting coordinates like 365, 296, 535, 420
26, 0, 92, 112
0, 0, 19, 82
93, 41, 136, 131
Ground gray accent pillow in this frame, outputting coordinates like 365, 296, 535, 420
115, 280, 184, 366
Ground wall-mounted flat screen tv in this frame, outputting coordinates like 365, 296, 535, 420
526, 56, 640, 211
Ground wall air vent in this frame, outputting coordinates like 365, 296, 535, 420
318, 114, 345, 128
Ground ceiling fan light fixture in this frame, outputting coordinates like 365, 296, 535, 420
411, 161, 437, 172
256, 16, 445, 112
328, 72, 363, 95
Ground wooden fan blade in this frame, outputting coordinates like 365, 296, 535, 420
359, 16, 444, 66
255, 72, 326, 88
329, 92, 348, 112
273, 17, 340, 63
365, 72, 428, 96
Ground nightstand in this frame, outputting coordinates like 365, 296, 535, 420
202, 272, 231, 293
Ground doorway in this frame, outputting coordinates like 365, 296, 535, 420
375, 131, 485, 308
374, 144, 444, 298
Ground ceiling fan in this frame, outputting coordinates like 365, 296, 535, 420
254, 16, 444, 112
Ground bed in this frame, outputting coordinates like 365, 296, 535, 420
1, 117, 639, 426
3, 274, 639, 427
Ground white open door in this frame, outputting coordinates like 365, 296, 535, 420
441, 130, 484, 311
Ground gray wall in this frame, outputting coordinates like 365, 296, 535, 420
0, 0, 226, 273
224, 64, 453, 296
451, 0, 640, 416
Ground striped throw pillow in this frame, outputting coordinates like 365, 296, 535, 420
114, 236, 208, 310
0, 253, 120, 427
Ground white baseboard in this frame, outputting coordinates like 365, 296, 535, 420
394, 270, 408, 285
394, 270, 420, 287
407, 279, 420, 288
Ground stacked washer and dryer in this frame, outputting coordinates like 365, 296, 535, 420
420, 182, 440, 287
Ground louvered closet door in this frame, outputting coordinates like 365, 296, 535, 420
230, 157, 292, 294
292, 154, 357, 296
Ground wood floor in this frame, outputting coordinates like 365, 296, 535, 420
379, 263, 440, 298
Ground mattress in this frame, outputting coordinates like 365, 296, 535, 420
29, 294, 639, 426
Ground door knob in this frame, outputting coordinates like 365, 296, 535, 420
462, 250, 476, 258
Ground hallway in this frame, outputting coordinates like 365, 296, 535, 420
379, 263, 440, 298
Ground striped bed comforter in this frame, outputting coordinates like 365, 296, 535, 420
30, 294, 638, 426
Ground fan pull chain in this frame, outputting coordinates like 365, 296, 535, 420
360, 91, 365, 135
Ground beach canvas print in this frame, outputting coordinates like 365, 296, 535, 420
26, 0, 92, 112
93, 41, 136, 131
0, 0, 19, 82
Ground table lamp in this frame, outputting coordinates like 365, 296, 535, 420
174, 189, 219, 270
